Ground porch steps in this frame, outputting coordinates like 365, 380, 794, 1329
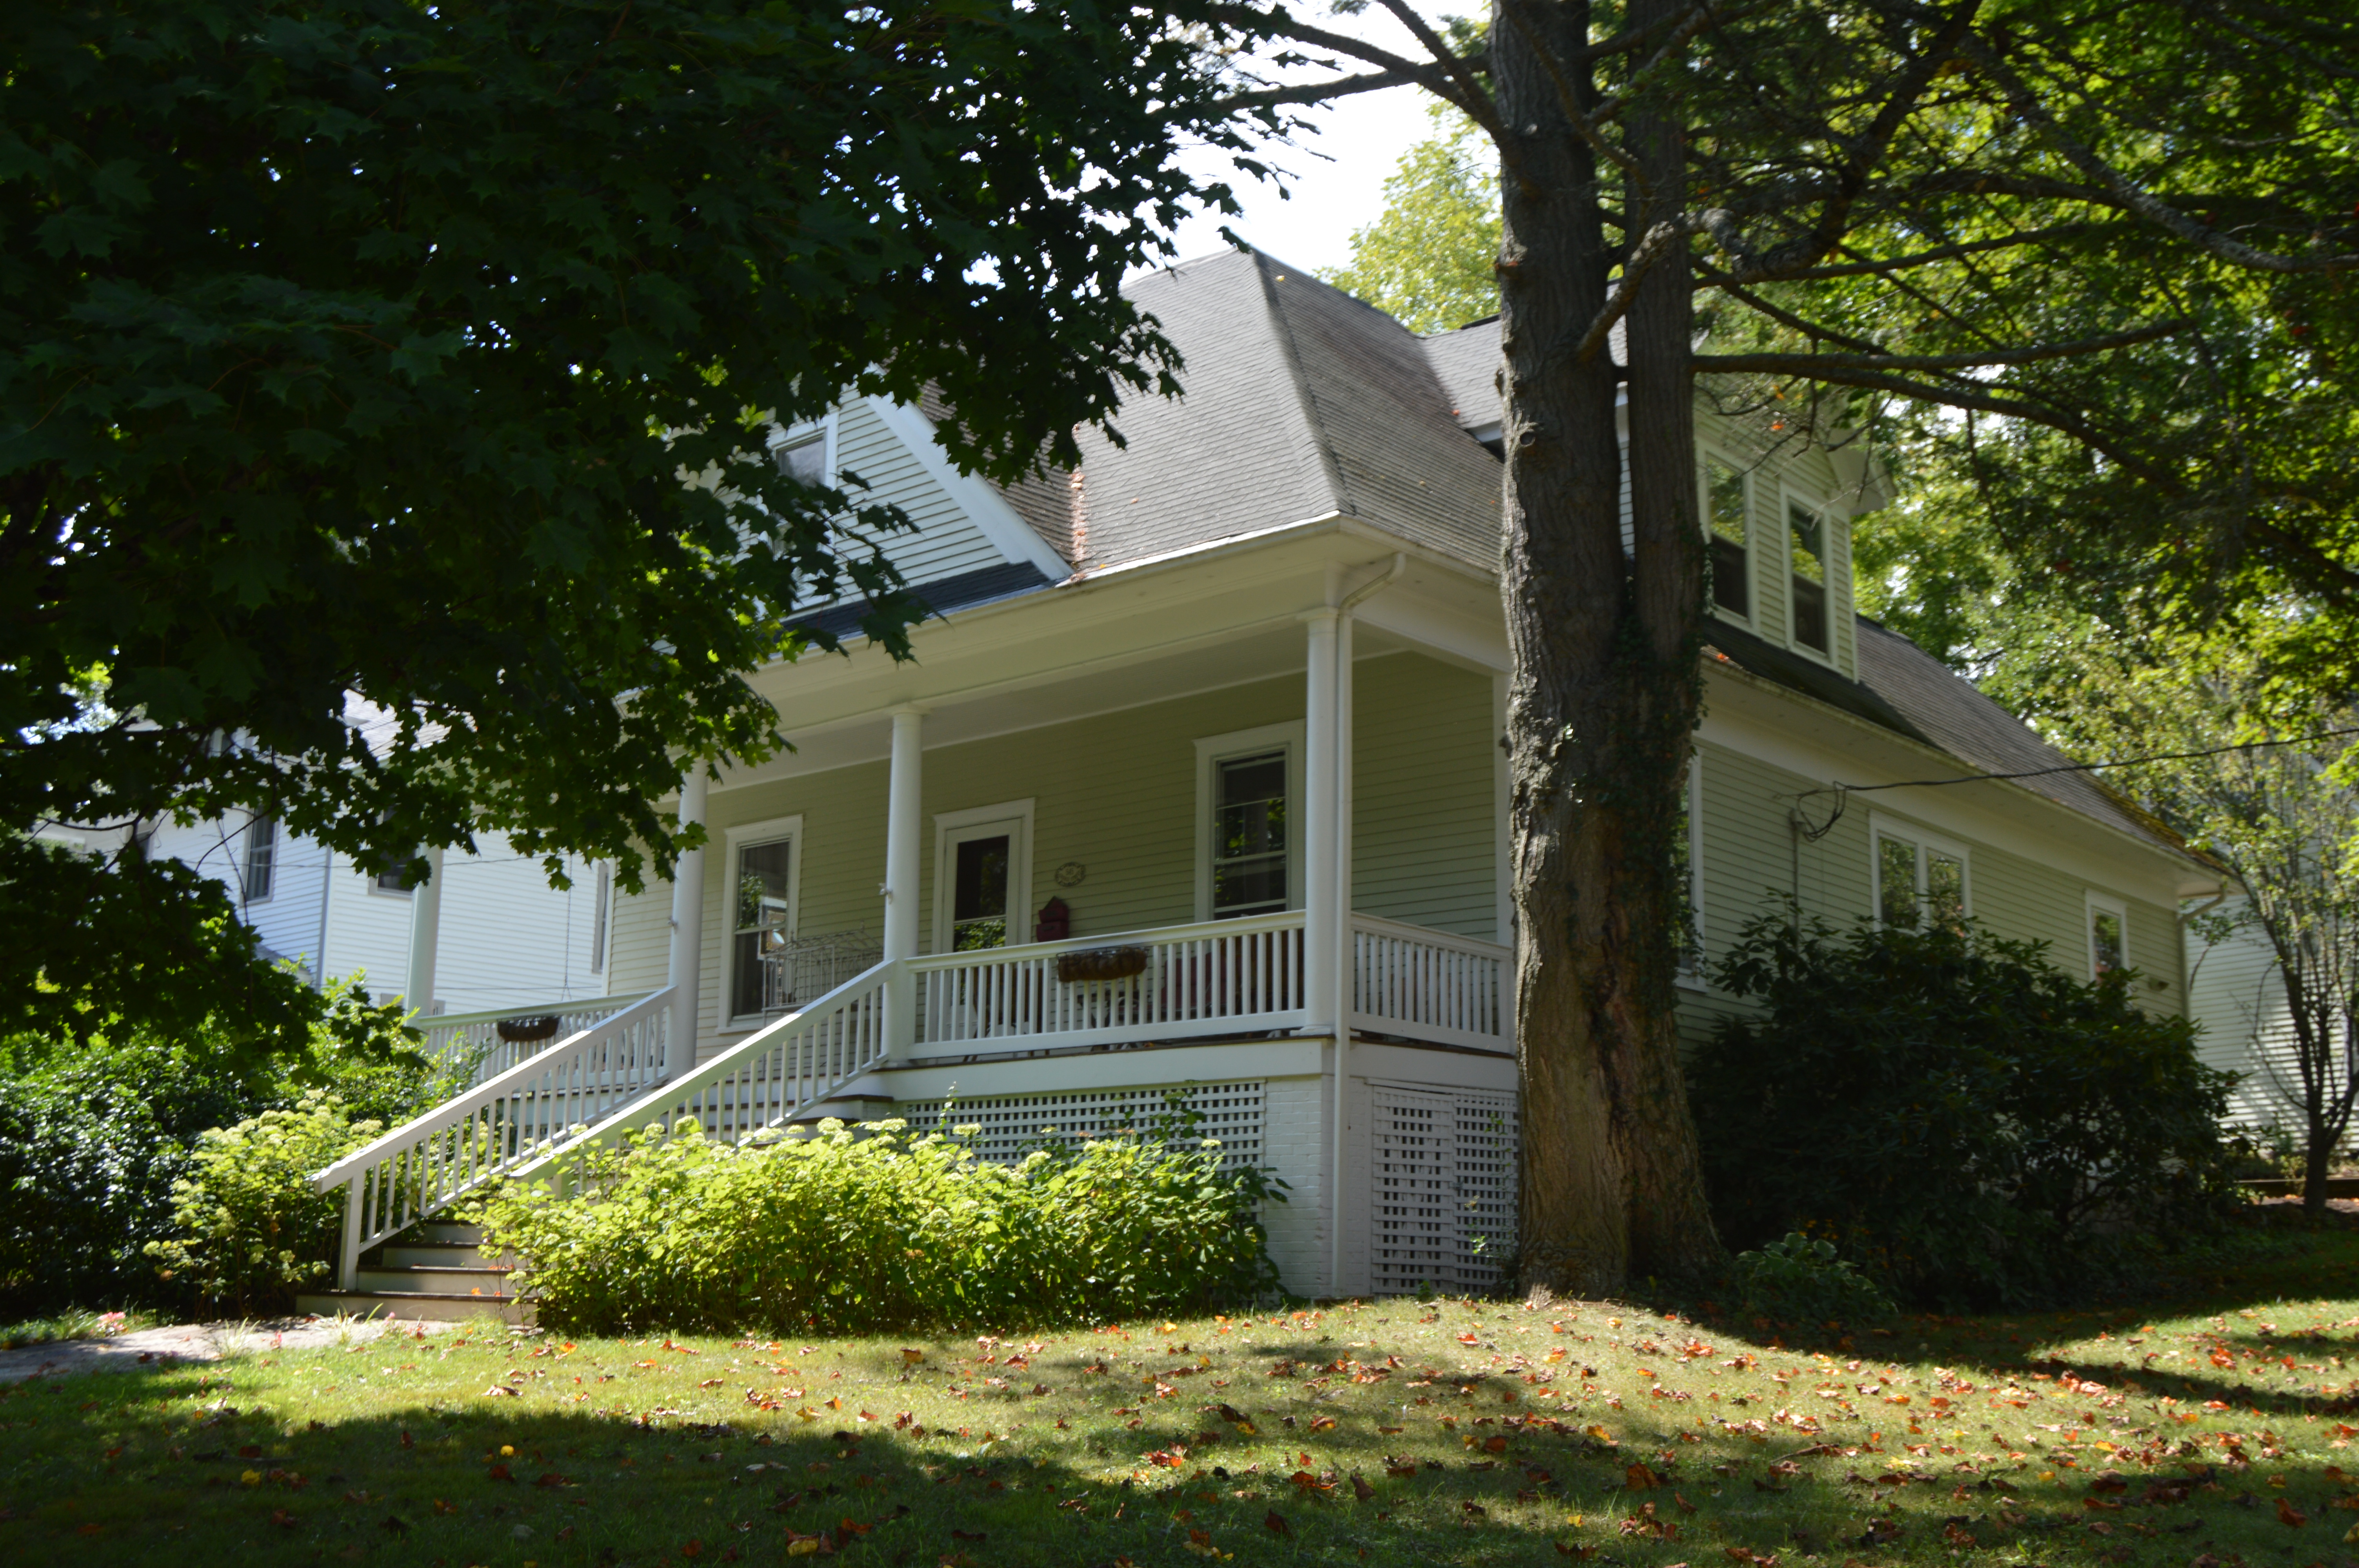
297, 1221, 533, 1325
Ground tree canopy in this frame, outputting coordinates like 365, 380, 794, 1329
2, 0, 1265, 1042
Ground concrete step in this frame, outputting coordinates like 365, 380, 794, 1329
297, 1290, 533, 1325
353, 1264, 516, 1295
413, 1221, 489, 1246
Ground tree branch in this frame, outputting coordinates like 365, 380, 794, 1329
1959, 30, 2359, 273
1194, 64, 1441, 117
1205, 6, 1476, 119
1578, 220, 1687, 363
1707, 224, 2091, 282
1370, 0, 1499, 132
1695, 319, 2191, 374
1496, 0, 1640, 179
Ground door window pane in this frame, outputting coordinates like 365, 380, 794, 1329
1877, 836, 1919, 927
1789, 501, 1828, 652
2091, 907, 2125, 974
731, 837, 795, 1016
1705, 459, 1748, 617
1213, 751, 1288, 917
951, 834, 1011, 951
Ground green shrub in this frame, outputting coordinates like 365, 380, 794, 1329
144, 1091, 379, 1314
475, 1114, 1284, 1335
1690, 913, 2243, 1311
1727, 1233, 1897, 1329
0, 974, 431, 1315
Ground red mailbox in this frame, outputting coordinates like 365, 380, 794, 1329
1034, 896, 1071, 943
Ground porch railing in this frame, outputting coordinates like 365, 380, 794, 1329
911, 909, 1307, 1052
1349, 913, 1511, 1052
312, 987, 674, 1288
416, 991, 656, 1085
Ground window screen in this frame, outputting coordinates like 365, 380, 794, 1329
1703, 458, 1748, 617
2091, 905, 2126, 975
243, 817, 276, 902
1788, 501, 1828, 653
1212, 751, 1288, 918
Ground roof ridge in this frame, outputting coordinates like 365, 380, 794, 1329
1249, 249, 1357, 522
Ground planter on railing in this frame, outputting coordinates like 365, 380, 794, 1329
417, 991, 655, 1086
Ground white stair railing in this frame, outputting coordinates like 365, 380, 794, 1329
911, 910, 1307, 1052
1350, 913, 1512, 1051
312, 987, 674, 1289
417, 991, 656, 1084
534, 957, 898, 1182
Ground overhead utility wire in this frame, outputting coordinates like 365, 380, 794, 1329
1790, 723, 2359, 842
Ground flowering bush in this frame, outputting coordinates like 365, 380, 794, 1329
474, 1112, 1284, 1335
144, 1091, 378, 1314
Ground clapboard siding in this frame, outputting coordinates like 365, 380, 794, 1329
831, 399, 1012, 588
1352, 653, 1499, 940
2188, 901, 2312, 1133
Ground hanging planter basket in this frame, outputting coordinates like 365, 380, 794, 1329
1055, 946, 1149, 985
496, 1014, 563, 1044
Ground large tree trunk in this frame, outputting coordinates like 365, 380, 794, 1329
1495, 0, 1725, 1296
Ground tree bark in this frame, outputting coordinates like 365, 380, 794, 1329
1496, 0, 1725, 1297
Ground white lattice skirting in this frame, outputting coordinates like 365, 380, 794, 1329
1370, 1081, 1519, 1296
891, 1081, 1267, 1174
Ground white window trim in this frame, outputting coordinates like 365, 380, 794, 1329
1194, 721, 1307, 923
2086, 891, 2130, 979
932, 799, 1034, 955
1697, 446, 1755, 631
1868, 811, 1973, 928
767, 411, 837, 484
1676, 751, 1708, 990
1779, 481, 1837, 665
721, 813, 806, 1027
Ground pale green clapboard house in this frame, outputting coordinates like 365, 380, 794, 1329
304, 249, 2220, 1316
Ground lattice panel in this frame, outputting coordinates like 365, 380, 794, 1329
1370, 1082, 1518, 1296
892, 1081, 1264, 1172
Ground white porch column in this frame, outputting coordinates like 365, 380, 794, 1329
403, 846, 445, 1015
1328, 610, 1357, 1293
666, 767, 710, 1067
1300, 610, 1342, 1032
882, 706, 925, 1051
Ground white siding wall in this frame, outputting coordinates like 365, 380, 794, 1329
831, 399, 1016, 588
2187, 899, 2316, 1136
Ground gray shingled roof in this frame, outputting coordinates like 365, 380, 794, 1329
945, 250, 2189, 863
1062, 248, 1501, 572
1854, 619, 2184, 853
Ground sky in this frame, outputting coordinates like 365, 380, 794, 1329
1143, 7, 1456, 278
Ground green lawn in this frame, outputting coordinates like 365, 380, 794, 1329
12, 1232, 2359, 1567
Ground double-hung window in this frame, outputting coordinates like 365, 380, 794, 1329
1872, 819, 1968, 933
1195, 722, 1303, 922
1701, 456, 1750, 619
243, 816, 276, 902
2088, 894, 2128, 978
1787, 497, 1831, 654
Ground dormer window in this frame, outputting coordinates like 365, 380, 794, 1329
1788, 499, 1829, 653
1701, 456, 1749, 619
776, 430, 827, 486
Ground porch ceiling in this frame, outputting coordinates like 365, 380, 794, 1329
714, 526, 1506, 790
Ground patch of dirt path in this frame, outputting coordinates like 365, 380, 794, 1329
0, 1316, 453, 1383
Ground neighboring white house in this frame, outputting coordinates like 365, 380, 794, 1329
307, 247, 2222, 1310
41, 705, 617, 1018
2186, 898, 2340, 1139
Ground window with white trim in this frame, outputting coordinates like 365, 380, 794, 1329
1872, 820, 1968, 933
1194, 722, 1304, 922
723, 817, 803, 1023
243, 815, 277, 902
771, 416, 832, 488
1787, 495, 1831, 654
2088, 893, 2128, 978
1699, 455, 1750, 620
